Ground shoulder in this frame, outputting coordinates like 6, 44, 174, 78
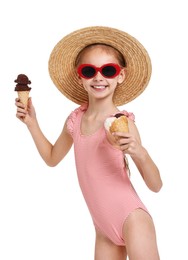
67, 103, 88, 122
121, 110, 141, 143
121, 110, 135, 121
66, 103, 88, 136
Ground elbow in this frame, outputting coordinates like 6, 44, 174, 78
151, 181, 163, 193
42, 155, 60, 167
47, 163, 57, 167
47, 162, 58, 167
45, 160, 59, 167
152, 186, 162, 193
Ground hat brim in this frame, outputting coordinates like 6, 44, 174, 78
48, 26, 152, 106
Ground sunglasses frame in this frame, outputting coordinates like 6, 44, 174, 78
77, 63, 122, 79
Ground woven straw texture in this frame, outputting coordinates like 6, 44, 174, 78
48, 26, 152, 106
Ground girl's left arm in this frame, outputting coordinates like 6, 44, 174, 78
114, 119, 163, 192
132, 145, 163, 192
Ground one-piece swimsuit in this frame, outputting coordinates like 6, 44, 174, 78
67, 104, 149, 246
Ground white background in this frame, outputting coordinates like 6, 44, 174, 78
0, 0, 188, 259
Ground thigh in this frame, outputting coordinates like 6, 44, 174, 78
94, 229, 127, 260
123, 208, 160, 260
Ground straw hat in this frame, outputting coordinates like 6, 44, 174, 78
48, 26, 152, 106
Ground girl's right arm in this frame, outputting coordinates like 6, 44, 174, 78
15, 98, 73, 167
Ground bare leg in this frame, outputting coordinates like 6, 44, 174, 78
123, 209, 160, 260
94, 229, 127, 260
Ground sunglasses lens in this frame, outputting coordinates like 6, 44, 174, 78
78, 64, 121, 79
81, 66, 96, 78
102, 65, 117, 77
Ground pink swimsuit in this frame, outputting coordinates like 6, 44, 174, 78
67, 104, 148, 246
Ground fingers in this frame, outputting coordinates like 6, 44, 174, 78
113, 133, 137, 154
16, 109, 27, 121
119, 140, 130, 152
108, 131, 141, 157
106, 131, 135, 154
15, 98, 28, 120
15, 98, 25, 109
27, 97, 32, 107
112, 132, 131, 138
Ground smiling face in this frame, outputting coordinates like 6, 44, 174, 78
75, 44, 126, 103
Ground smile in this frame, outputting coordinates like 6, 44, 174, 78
92, 85, 107, 89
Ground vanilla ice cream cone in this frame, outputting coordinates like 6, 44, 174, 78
109, 116, 129, 133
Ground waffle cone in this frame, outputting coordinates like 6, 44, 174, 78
110, 116, 129, 133
17, 91, 30, 107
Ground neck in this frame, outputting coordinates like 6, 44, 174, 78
85, 98, 119, 118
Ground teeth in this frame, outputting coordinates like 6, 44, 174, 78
93, 86, 105, 89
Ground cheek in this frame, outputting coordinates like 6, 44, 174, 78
110, 78, 119, 87
77, 76, 89, 90
81, 80, 91, 92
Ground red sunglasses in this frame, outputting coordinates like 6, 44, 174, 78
77, 63, 122, 79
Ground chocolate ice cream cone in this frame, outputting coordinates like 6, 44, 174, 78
14, 74, 31, 107
17, 90, 30, 107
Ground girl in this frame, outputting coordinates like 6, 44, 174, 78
15, 26, 162, 260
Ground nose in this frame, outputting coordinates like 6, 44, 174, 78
93, 71, 104, 80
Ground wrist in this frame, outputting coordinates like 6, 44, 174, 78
27, 118, 39, 131
131, 146, 148, 163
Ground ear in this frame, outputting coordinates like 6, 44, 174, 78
117, 68, 126, 84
